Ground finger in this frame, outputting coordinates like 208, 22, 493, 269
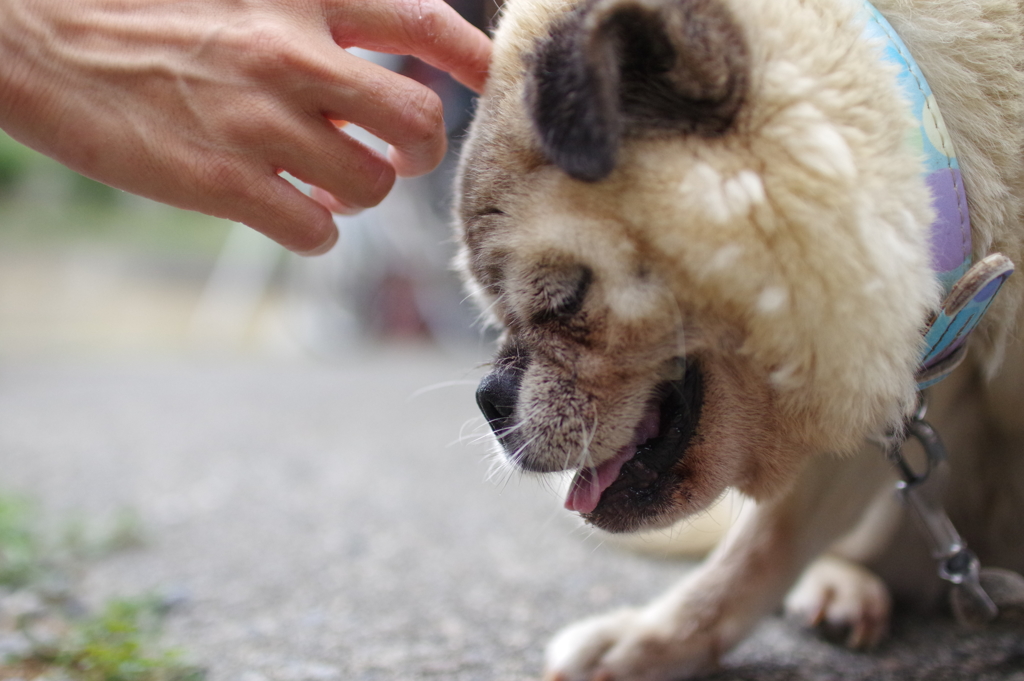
315, 54, 447, 177
310, 186, 362, 215
327, 0, 492, 93
270, 113, 398, 210
233, 174, 340, 256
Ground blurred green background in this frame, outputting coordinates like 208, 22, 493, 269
0, 17, 494, 361
0, 123, 483, 360
0, 131, 247, 359
0, 130, 230, 256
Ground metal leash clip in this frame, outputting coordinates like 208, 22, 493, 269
884, 399, 999, 625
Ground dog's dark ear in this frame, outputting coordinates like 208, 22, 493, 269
527, 0, 748, 182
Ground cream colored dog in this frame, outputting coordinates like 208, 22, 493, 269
454, 0, 1024, 678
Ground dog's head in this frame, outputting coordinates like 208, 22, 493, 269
455, 0, 941, 532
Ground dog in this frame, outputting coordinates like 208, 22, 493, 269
454, 0, 1024, 678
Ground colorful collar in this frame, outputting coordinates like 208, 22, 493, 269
861, 3, 1014, 389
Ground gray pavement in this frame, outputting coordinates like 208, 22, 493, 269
1, 350, 1022, 680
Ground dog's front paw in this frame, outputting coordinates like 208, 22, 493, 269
544, 607, 717, 681
784, 554, 891, 649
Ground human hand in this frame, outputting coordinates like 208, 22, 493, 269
0, 0, 492, 254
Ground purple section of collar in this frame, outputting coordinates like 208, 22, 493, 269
926, 168, 971, 277
926, 339, 961, 367
974, 276, 1003, 303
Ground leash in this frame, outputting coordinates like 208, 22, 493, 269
879, 401, 1000, 624
881, 397, 1024, 624
862, 2, 1022, 624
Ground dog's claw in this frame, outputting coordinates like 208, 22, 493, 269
785, 555, 891, 650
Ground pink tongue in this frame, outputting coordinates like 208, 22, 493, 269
564, 405, 661, 515
564, 446, 636, 514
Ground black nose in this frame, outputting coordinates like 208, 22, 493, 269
476, 369, 522, 437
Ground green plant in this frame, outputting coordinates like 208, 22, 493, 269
53, 596, 203, 681
0, 495, 40, 588
0, 494, 147, 588
0, 492, 203, 680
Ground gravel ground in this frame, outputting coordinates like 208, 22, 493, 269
0, 350, 1021, 681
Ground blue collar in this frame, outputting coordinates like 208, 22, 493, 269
861, 3, 1014, 389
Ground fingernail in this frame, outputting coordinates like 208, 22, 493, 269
296, 228, 339, 257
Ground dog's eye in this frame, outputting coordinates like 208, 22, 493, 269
464, 208, 507, 237
531, 263, 593, 323
469, 207, 505, 225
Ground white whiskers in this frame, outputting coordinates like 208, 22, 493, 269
408, 379, 481, 400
